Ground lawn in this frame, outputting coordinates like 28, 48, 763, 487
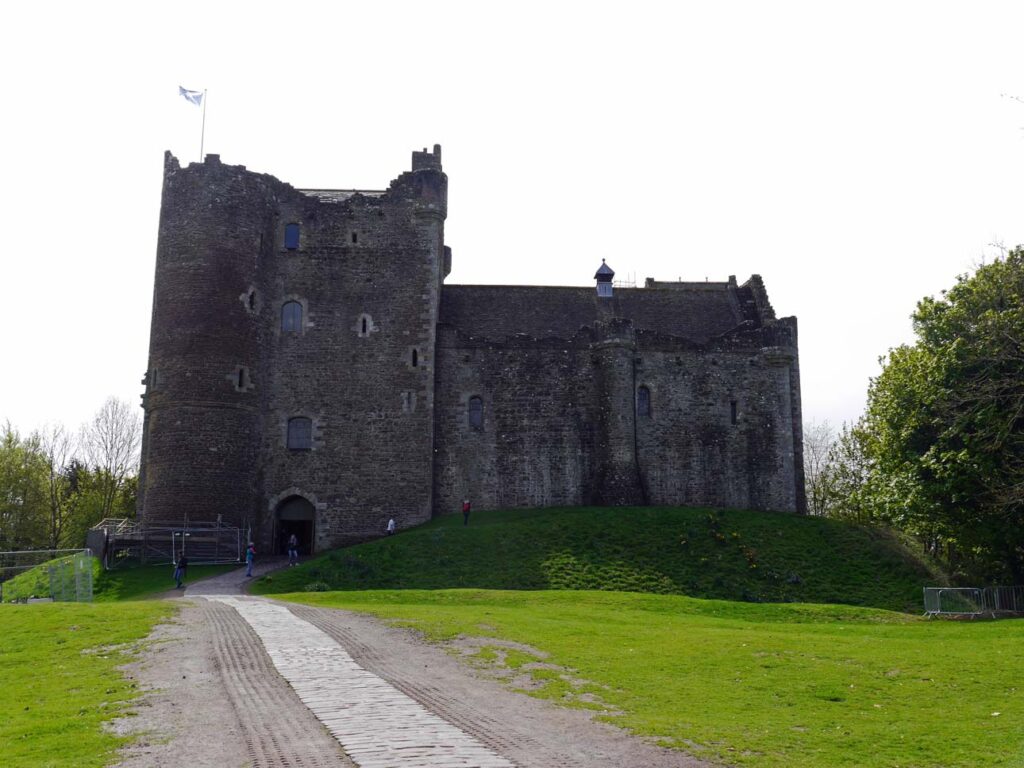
0, 601, 175, 768
277, 589, 1024, 768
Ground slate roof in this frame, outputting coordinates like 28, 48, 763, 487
439, 284, 747, 343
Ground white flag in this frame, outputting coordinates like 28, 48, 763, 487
179, 86, 203, 106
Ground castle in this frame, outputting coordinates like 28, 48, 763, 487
138, 146, 805, 554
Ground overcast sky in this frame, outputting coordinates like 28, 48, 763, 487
2, 1, 1023, 436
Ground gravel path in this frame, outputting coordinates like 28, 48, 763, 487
112, 563, 714, 768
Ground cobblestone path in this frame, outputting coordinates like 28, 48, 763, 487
210, 596, 514, 768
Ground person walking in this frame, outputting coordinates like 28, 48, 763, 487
287, 533, 299, 566
462, 499, 471, 526
245, 542, 256, 577
386, 518, 396, 536
173, 554, 189, 589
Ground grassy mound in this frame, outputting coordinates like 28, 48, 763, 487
2, 557, 237, 602
254, 506, 943, 612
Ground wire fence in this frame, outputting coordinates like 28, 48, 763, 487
923, 586, 1024, 617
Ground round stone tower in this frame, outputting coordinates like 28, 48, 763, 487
137, 152, 279, 527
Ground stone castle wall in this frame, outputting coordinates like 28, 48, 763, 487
140, 146, 805, 553
432, 318, 803, 516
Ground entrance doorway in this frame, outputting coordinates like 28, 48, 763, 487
276, 496, 315, 555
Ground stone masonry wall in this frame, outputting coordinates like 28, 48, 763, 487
258, 158, 446, 550
432, 330, 596, 514
433, 320, 802, 516
633, 332, 797, 512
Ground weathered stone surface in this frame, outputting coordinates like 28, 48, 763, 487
139, 145, 805, 553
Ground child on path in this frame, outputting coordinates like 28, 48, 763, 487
245, 543, 256, 577
386, 518, 396, 536
462, 499, 471, 526
287, 534, 299, 566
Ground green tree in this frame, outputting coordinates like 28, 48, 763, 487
863, 248, 1024, 581
0, 423, 47, 550
822, 422, 876, 524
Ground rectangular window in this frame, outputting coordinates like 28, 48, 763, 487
637, 386, 651, 417
730, 400, 738, 425
284, 223, 300, 250
287, 417, 313, 450
282, 301, 303, 332
468, 396, 483, 429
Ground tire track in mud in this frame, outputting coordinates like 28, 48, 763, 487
288, 605, 700, 768
204, 600, 354, 768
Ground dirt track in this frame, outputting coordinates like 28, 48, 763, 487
113, 564, 712, 768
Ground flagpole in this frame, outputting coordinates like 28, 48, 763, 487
200, 90, 207, 161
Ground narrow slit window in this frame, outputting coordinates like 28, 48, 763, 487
287, 417, 313, 450
281, 301, 303, 332
238, 368, 246, 388
637, 386, 651, 417
351, 232, 358, 244
284, 223, 300, 250
362, 317, 368, 334
468, 396, 483, 429
730, 400, 738, 425
411, 349, 419, 367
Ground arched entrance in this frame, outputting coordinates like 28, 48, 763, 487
276, 496, 315, 556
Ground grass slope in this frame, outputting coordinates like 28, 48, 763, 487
255, 507, 942, 611
281, 589, 1024, 768
0, 601, 174, 768
2, 558, 237, 602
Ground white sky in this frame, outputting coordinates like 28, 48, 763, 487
2, 1, 1023, 436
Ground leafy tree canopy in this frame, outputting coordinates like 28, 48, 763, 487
863, 247, 1024, 580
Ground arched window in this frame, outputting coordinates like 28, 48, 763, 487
281, 301, 303, 332
284, 223, 300, 250
468, 396, 483, 429
287, 417, 312, 450
411, 348, 419, 367
637, 386, 651, 417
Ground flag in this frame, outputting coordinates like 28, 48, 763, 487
179, 86, 203, 106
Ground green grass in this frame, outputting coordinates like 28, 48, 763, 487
254, 506, 942, 612
3, 558, 238, 602
0, 601, 175, 768
277, 588, 1024, 768
92, 563, 237, 602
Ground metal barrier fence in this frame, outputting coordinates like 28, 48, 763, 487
923, 586, 1024, 617
0, 548, 93, 602
48, 552, 94, 602
91, 519, 243, 569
